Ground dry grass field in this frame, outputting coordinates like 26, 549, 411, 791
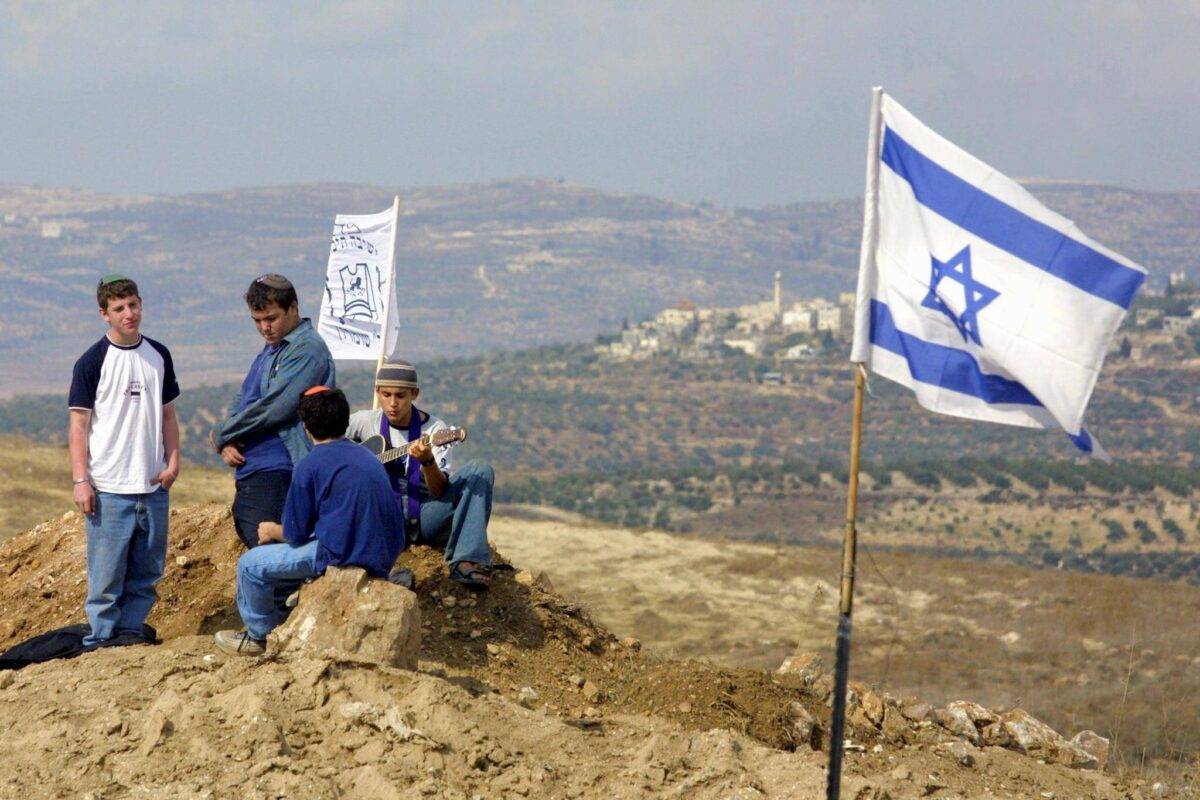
0, 435, 232, 541
491, 506, 1200, 779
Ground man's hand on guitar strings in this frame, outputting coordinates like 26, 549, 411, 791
409, 438, 436, 466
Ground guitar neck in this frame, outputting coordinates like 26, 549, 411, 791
379, 434, 427, 464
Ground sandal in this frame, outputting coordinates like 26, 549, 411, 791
450, 562, 491, 590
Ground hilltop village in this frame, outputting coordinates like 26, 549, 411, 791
596, 272, 855, 372
598, 269, 1200, 377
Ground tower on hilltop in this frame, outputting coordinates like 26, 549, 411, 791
774, 271, 782, 316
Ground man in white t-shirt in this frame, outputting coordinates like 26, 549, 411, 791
344, 360, 495, 589
68, 275, 181, 648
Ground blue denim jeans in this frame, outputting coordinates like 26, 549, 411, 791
236, 539, 321, 641
231, 468, 299, 612
417, 460, 494, 567
84, 489, 169, 647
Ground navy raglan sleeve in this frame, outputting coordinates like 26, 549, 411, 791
68, 342, 105, 411
146, 338, 181, 405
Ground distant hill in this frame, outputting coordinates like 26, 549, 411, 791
2, 178, 1197, 394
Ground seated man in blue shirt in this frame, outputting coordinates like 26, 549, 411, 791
214, 386, 405, 656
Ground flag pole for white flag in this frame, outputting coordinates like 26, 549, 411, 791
827, 86, 883, 800
373, 194, 401, 410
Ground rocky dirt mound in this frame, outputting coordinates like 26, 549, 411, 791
0, 506, 244, 645
0, 504, 818, 750
0, 505, 1151, 799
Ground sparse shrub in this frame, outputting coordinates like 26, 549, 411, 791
897, 461, 940, 490
1103, 519, 1128, 542
1162, 518, 1186, 544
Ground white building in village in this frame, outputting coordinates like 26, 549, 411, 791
814, 303, 843, 333
781, 305, 815, 332
723, 337, 762, 356
782, 298, 844, 333
654, 305, 698, 335
733, 300, 780, 333
782, 343, 816, 360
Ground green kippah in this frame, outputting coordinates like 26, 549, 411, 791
99, 273, 129, 285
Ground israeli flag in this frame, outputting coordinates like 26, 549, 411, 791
850, 89, 1146, 459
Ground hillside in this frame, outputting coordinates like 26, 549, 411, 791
2, 178, 1198, 394
6, 327, 1199, 472
4, 321, 1199, 584
491, 510, 1200, 767
0, 504, 1181, 799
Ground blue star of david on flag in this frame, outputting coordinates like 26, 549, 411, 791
920, 245, 998, 346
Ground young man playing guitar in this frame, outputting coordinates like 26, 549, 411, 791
345, 360, 495, 589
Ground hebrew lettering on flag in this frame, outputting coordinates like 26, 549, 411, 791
850, 89, 1147, 459
317, 206, 399, 360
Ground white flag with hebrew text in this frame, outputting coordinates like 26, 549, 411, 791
316, 206, 399, 360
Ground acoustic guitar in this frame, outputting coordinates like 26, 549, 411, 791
358, 426, 468, 465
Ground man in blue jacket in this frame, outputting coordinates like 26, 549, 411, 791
211, 274, 335, 551
214, 386, 405, 656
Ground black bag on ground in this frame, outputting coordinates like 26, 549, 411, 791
0, 623, 157, 671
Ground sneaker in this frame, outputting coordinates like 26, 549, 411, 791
387, 566, 415, 589
214, 629, 266, 657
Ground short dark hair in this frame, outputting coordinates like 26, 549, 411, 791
97, 277, 139, 310
245, 274, 298, 312
297, 387, 349, 440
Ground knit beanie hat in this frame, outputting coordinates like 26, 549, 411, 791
375, 360, 419, 389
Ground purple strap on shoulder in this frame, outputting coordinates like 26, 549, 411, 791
380, 409, 424, 524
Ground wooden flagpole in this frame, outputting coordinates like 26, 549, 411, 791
827, 86, 883, 800
373, 194, 401, 410
825, 363, 866, 800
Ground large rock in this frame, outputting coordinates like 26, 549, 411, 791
996, 709, 1096, 768
1070, 730, 1111, 770
272, 566, 421, 669
899, 698, 933, 722
787, 701, 816, 748
776, 651, 824, 684
933, 704, 981, 745
880, 706, 913, 744
859, 688, 885, 727
946, 700, 995, 727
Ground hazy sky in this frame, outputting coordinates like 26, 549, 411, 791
2, 2, 1197, 206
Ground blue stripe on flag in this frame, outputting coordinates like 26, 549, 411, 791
880, 128, 1145, 309
869, 299, 1041, 406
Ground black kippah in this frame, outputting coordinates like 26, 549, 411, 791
255, 273, 293, 290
